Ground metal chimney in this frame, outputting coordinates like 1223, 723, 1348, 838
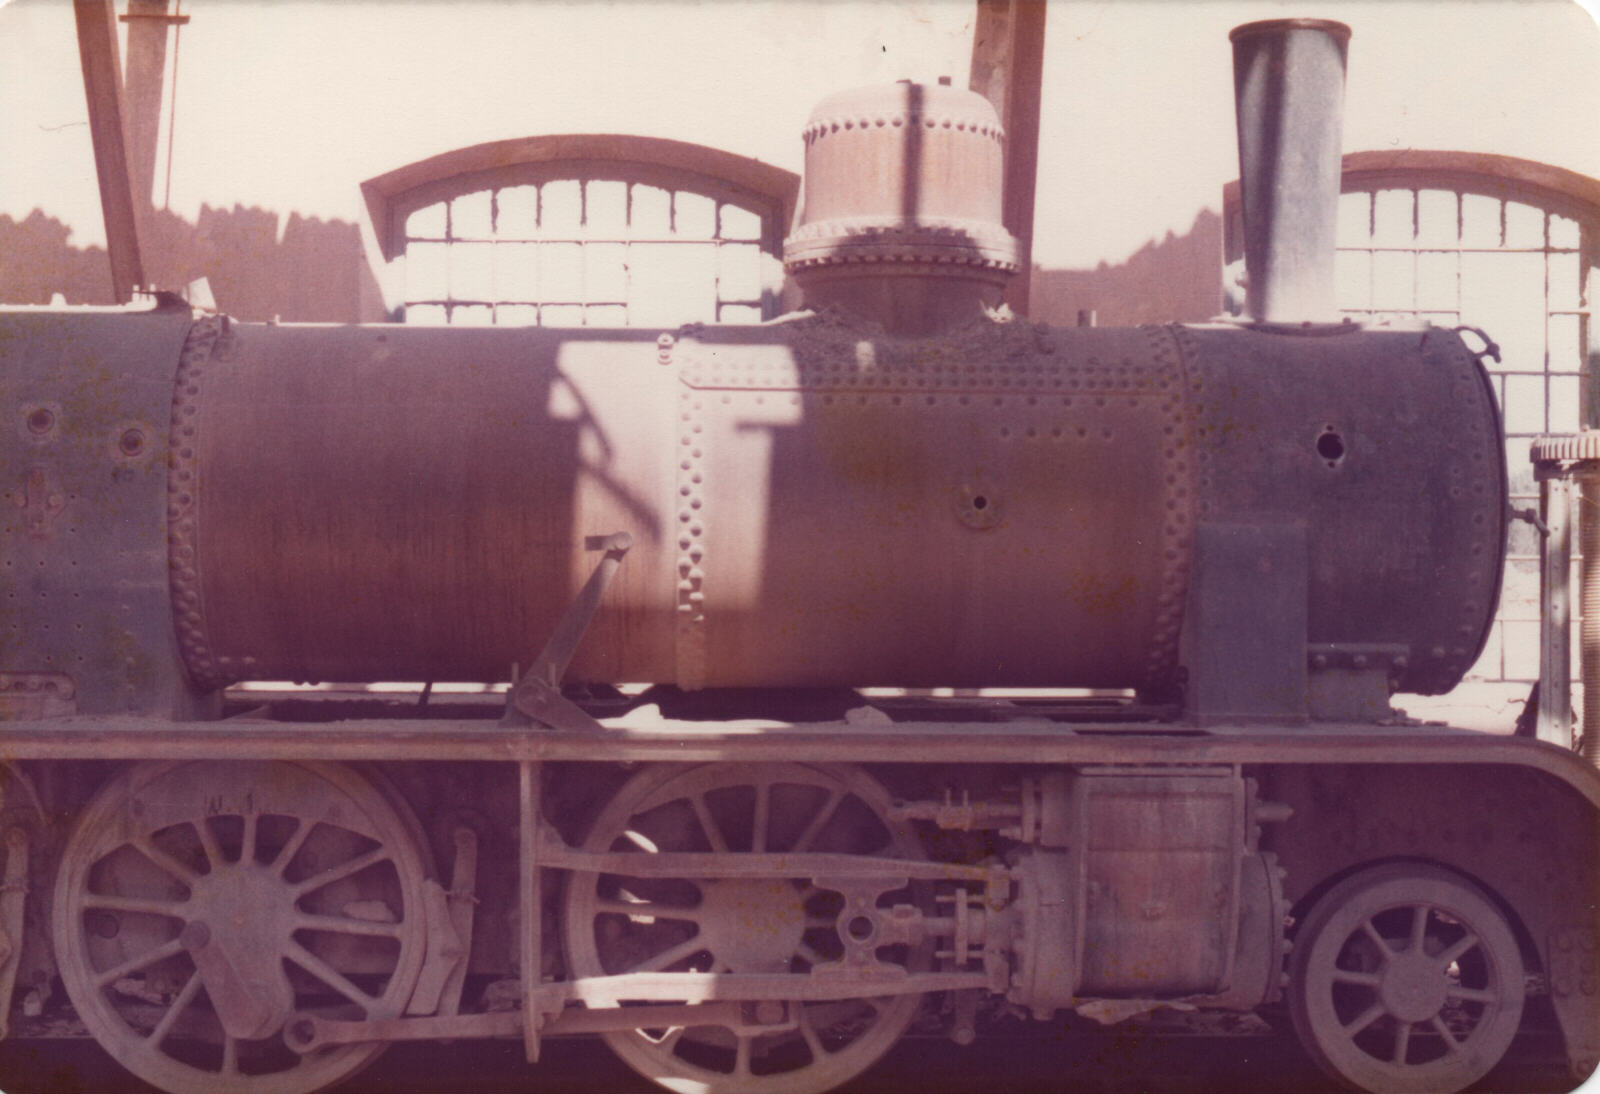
1230, 18, 1351, 324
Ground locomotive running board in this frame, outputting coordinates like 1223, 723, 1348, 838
3, 718, 1596, 808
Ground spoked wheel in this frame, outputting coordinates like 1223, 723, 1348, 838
1288, 862, 1526, 1094
564, 762, 927, 1094
52, 761, 430, 1094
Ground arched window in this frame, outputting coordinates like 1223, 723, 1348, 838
1227, 152, 1600, 683
361, 135, 800, 327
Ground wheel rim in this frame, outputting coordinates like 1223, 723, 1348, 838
52, 761, 429, 1094
1291, 865, 1525, 1094
564, 762, 926, 1094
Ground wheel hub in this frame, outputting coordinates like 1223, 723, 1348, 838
696, 879, 806, 973
181, 862, 299, 1040
1378, 950, 1448, 1024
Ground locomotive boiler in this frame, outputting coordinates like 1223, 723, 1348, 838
0, 17, 1596, 1094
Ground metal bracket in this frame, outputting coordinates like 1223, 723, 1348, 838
0, 829, 30, 1041
404, 827, 479, 1017
502, 532, 633, 731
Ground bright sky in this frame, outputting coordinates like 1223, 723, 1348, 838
1, 0, 1597, 273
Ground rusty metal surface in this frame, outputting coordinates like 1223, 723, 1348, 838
164, 314, 1502, 703
783, 81, 1019, 335
0, 305, 203, 716
1229, 19, 1350, 323
1178, 324, 1505, 694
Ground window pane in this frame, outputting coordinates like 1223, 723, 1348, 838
542, 304, 583, 326
1372, 189, 1414, 246
449, 242, 493, 301
1548, 250, 1581, 311
1415, 189, 1458, 246
718, 304, 763, 323
586, 180, 628, 235
718, 243, 762, 302
1550, 213, 1581, 248
541, 243, 583, 301
1336, 191, 1372, 246
494, 243, 539, 301
406, 242, 450, 300
452, 191, 493, 240
1334, 250, 1370, 311
1371, 251, 1415, 310
541, 180, 582, 236
406, 201, 447, 239
1460, 194, 1501, 248
450, 304, 493, 326
405, 303, 447, 325
496, 304, 540, 327
585, 304, 627, 326
1550, 374, 1581, 433
584, 242, 627, 302
1504, 201, 1545, 248
632, 185, 672, 234
1549, 313, 1582, 372
497, 186, 538, 238
1415, 250, 1457, 311
675, 191, 716, 237
1501, 374, 1545, 434
720, 203, 763, 242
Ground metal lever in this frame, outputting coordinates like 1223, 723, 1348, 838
502, 532, 633, 731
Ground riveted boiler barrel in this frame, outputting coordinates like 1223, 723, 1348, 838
162, 315, 1501, 698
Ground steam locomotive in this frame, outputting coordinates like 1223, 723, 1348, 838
0, 17, 1596, 1094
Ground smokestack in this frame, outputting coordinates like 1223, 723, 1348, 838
1230, 18, 1351, 324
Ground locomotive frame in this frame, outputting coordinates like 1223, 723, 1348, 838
1, 11, 1598, 1094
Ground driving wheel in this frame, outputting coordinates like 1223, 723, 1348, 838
564, 762, 927, 1094
52, 760, 430, 1094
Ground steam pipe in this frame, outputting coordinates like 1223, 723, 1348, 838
1230, 18, 1351, 324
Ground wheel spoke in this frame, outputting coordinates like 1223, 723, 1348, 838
733, 1033, 752, 1078
1436, 932, 1480, 968
690, 795, 729, 854
241, 812, 260, 865
221, 1034, 238, 1076
630, 936, 707, 974
287, 940, 377, 1011
82, 894, 188, 919
793, 790, 844, 853
1432, 1016, 1463, 1053
1361, 919, 1395, 957
751, 781, 770, 853
1393, 1020, 1412, 1064
146, 969, 202, 1046
290, 845, 391, 898
195, 819, 227, 870
295, 912, 404, 940
798, 1007, 827, 1062
94, 937, 186, 989
273, 819, 316, 876
1342, 1001, 1386, 1037
131, 837, 201, 887
1409, 905, 1430, 954
796, 941, 828, 967
1331, 969, 1383, 988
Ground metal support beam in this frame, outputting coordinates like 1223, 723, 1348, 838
73, 0, 145, 301
119, 0, 187, 211
518, 762, 544, 1063
1540, 473, 1575, 747
970, 0, 1045, 316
